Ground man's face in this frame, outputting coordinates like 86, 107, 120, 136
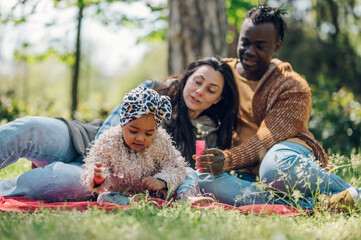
237, 18, 281, 80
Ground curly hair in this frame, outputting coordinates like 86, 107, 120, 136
247, 2, 288, 42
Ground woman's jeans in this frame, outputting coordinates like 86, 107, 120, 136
0, 116, 93, 202
0, 115, 199, 202
198, 142, 352, 209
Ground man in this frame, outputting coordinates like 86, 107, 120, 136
196, 3, 360, 210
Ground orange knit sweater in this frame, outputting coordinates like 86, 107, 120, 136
222, 58, 328, 173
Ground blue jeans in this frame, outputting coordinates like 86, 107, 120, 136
0, 116, 93, 202
0, 114, 199, 202
177, 167, 199, 196
198, 142, 352, 209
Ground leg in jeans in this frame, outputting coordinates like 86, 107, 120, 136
0, 162, 93, 202
176, 167, 200, 197
198, 171, 287, 207
259, 142, 352, 208
0, 116, 92, 201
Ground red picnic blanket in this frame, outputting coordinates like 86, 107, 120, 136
0, 195, 311, 216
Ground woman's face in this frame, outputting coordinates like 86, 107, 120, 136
122, 114, 157, 151
183, 65, 224, 119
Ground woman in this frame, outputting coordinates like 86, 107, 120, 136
0, 57, 239, 202
143, 57, 239, 167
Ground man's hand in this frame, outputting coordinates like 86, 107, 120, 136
194, 148, 225, 175
142, 176, 166, 191
93, 162, 107, 185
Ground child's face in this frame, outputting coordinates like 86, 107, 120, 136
122, 114, 157, 151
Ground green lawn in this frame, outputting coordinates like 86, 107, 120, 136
0, 204, 360, 240
0, 157, 361, 240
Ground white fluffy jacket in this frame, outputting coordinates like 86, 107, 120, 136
81, 125, 187, 195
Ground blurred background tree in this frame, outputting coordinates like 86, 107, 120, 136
1, 0, 361, 155
1, 0, 152, 119
168, 0, 228, 74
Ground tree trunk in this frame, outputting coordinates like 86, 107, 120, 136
168, 0, 228, 75
71, 4, 84, 119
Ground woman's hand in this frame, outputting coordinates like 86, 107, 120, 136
93, 162, 107, 185
194, 148, 225, 175
142, 176, 166, 191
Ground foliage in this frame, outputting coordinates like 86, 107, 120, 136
310, 87, 361, 155
226, 0, 255, 28
1, 0, 158, 118
328, 153, 361, 187
0, 90, 28, 124
225, 0, 257, 56
0, 41, 167, 123
1, 0, 152, 66
279, 25, 361, 96
0, 158, 31, 179
278, 0, 361, 98
106, 42, 167, 107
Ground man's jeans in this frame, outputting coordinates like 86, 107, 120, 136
198, 142, 352, 209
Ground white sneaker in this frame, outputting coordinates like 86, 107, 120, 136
176, 189, 215, 205
329, 187, 360, 212
186, 196, 215, 205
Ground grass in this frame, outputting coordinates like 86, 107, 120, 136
0, 205, 360, 240
0, 158, 32, 179
1, 156, 361, 240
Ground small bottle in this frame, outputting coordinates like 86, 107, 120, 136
195, 140, 206, 170
196, 140, 206, 157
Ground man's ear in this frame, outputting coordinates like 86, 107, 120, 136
274, 40, 282, 53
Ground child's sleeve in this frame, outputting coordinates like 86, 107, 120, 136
153, 129, 187, 194
81, 128, 115, 193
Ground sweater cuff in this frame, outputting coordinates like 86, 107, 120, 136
221, 150, 232, 173
156, 178, 168, 190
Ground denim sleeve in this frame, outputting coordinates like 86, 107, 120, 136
94, 104, 122, 139
137, 79, 153, 88
95, 80, 154, 139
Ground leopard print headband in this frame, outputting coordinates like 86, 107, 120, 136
119, 87, 172, 127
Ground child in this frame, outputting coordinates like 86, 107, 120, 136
81, 87, 187, 204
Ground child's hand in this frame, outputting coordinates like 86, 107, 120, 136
141, 176, 166, 191
93, 162, 107, 185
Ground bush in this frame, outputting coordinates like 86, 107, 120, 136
310, 87, 361, 154
0, 90, 27, 124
